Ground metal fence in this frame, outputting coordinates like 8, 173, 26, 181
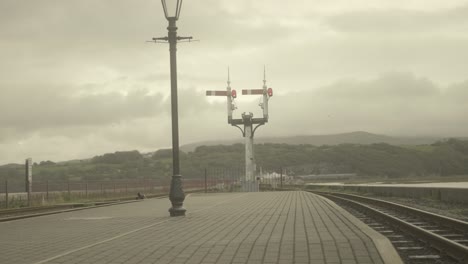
0, 179, 197, 209
203, 166, 293, 192
0, 166, 292, 209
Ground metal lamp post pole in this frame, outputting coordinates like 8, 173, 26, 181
167, 17, 186, 217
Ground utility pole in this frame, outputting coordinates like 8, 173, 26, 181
206, 68, 273, 192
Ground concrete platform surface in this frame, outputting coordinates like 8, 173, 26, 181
0, 191, 401, 264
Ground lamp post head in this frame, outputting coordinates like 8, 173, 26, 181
161, 0, 183, 21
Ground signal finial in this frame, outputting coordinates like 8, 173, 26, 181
263, 65, 267, 88
227, 67, 231, 87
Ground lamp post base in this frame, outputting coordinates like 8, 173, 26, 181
169, 206, 186, 217
168, 174, 186, 217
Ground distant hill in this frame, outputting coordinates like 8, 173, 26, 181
2, 131, 465, 169
180, 131, 447, 152
0, 163, 23, 169
2, 137, 468, 186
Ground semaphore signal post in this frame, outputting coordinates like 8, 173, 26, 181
206, 68, 273, 192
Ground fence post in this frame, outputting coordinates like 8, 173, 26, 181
85, 182, 88, 199
5, 180, 8, 209
222, 169, 225, 192
280, 167, 283, 189
46, 180, 49, 202
204, 168, 207, 193
214, 169, 217, 192
25, 158, 32, 207
210, 169, 213, 191
100, 183, 103, 198
67, 181, 71, 200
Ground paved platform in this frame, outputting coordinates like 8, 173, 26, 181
0, 191, 401, 264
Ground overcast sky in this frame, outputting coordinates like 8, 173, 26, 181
1, 0, 468, 164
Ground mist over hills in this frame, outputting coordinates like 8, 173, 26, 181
180, 131, 448, 152
1, 131, 465, 168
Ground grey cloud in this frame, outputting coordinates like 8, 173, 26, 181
253, 29, 468, 87
325, 4, 468, 33
1, 72, 467, 164
264, 72, 468, 138
0, 0, 297, 60
1, 1, 468, 163
315, 72, 438, 99
176, 73, 468, 142
0, 81, 225, 144
0, 85, 165, 134
0, 1, 161, 44
445, 81, 468, 100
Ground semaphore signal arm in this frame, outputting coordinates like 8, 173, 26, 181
205, 68, 273, 137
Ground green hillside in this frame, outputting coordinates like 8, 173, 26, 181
1, 139, 468, 189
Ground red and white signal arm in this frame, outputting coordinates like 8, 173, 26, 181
231, 89, 237, 98
267, 88, 273, 97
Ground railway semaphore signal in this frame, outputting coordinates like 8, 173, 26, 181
206, 67, 273, 192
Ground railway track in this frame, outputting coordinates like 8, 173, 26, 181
0, 194, 173, 222
0, 200, 145, 222
310, 191, 468, 264
0, 190, 205, 222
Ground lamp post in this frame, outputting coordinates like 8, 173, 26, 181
157, 0, 189, 216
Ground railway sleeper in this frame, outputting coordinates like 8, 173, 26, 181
397, 247, 425, 251
407, 222, 429, 225
424, 229, 451, 233
441, 234, 465, 238
408, 254, 441, 260
387, 235, 405, 239
416, 225, 439, 229
392, 241, 415, 245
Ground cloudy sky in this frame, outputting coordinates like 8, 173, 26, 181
1, 0, 468, 164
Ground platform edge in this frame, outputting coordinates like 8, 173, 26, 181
313, 192, 403, 264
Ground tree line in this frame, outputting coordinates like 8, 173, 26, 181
1, 139, 467, 188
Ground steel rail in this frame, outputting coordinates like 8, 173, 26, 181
311, 191, 468, 262
0, 194, 168, 218
0, 200, 143, 222
315, 191, 468, 234
0, 204, 81, 216
0, 189, 205, 221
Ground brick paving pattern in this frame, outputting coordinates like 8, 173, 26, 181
0, 192, 388, 264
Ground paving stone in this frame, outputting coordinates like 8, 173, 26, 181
0, 191, 398, 263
